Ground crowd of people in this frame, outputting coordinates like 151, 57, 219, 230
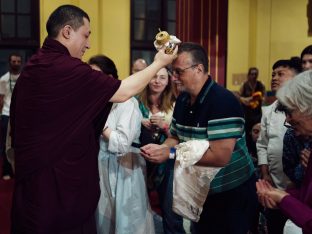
1, 4, 312, 234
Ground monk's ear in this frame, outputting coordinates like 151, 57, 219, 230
61, 25, 72, 39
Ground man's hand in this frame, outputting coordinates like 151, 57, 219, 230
256, 179, 289, 209
140, 144, 170, 164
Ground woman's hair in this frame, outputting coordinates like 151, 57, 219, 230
88, 55, 118, 79
137, 69, 174, 113
276, 70, 312, 116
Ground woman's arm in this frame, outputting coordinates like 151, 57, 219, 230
103, 100, 141, 155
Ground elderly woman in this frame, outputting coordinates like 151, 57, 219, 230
256, 70, 312, 234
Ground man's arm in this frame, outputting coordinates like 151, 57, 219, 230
110, 48, 177, 103
196, 138, 236, 167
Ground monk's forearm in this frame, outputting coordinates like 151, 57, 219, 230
117, 61, 165, 101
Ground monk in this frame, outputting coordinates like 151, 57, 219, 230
10, 4, 177, 234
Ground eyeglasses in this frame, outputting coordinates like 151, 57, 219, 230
284, 120, 293, 129
170, 64, 198, 77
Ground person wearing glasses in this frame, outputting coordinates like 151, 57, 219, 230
256, 70, 312, 234
282, 115, 312, 188
141, 42, 257, 234
256, 57, 302, 234
281, 45, 312, 190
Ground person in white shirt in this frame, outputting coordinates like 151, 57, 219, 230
257, 57, 302, 234
0, 53, 22, 180
89, 55, 154, 234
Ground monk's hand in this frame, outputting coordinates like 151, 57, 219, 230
140, 144, 170, 164
154, 46, 178, 67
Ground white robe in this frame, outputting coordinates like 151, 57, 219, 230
96, 98, 155, 234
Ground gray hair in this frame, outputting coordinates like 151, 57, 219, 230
276, 70, 312, 116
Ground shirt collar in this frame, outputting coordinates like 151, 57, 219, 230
198, 75, 214, 104
180, 75, 215, 106
42, 37, 71, 56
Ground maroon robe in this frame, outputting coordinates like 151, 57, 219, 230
10, 38, 121, 233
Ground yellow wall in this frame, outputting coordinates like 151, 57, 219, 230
40, 0, 130, 79
227, 0, 312, 91
40, 0, 311, 87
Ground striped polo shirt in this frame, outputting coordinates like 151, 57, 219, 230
171, 77, 254, 194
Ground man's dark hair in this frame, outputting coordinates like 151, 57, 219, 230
272, 57, 302, 74
8, 52, 22, 62
88, 55, 119, 79
178, 42, 209, 73
300, 45, 312, 59
46, 5, 90, 39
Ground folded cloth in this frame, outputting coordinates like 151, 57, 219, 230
172, 140, 221, 222
175, 140, 209, 168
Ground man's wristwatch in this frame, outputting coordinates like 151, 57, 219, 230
169, 147, 176, 159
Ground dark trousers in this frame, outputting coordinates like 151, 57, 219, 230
265, 208, 287, 234
0, 115, 13, 176
193, 174, 258, 234
157, 159, 185, 234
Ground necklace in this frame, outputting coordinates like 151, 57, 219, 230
247, 81, 257, 93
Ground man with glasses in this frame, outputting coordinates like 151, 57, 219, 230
141, 42, 257, 234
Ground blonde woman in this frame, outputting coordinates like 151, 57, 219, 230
137, 68, 184, 233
